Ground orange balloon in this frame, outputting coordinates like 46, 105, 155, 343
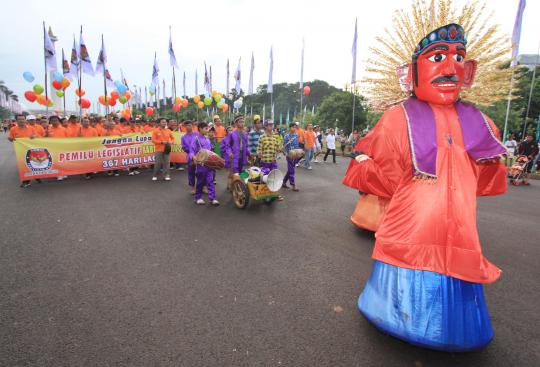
37, 95, 46, 105
193, 95, 201, 104
61, 78, 70, 89
221, 104, 229, 112
75, 88, 85, 97
175, 96, 182, 104
123, 91, 132, 101
212, 90, 217, 97
111, 91, 119, 99
181, 99, 189, 108
197, 101, 204, 109
98, 96, 107, 105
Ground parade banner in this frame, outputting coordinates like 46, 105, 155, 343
13, 132, 187, 180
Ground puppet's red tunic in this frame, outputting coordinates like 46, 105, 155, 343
343, 103, 507, 283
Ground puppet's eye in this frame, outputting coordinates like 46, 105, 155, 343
428, 54, 446, 62
453, 54, 464, 62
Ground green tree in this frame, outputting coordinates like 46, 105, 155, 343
314, 91, 367, 133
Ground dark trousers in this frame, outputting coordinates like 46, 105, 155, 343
324, 149, 336, 163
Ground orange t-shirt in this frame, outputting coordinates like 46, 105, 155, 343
118, 125, 132, 134
9, 125, 34, 139
297, 128, 305, 144
152, 127, 175, 152
132, 126, 142, 133
30, 124, 46, 137
304, 129, 316, 149
95, 124, 105, 136
143, 125, 155, 133
192, 126, 199, 133
103, 127, 122, 136
80, 126, 98, 137
66, 123, 81, 137
47, 125, 68, 138
214, 125, 227, 141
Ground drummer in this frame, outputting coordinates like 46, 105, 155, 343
221, 115, 249, 191
181, 120, 198, 194
190, 122, 219, 206
282, 122, 300, 191
257, 120, 281, 172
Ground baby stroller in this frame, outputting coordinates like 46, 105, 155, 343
509, 155, 529, 186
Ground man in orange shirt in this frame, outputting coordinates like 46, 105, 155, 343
213, 115, 227, 142
152, 117, 175, 181
47, 115, 68, 138
26, 115, 46, 137
118, 118, 132, 134
303, 124, 316, 170
79, 117, 98, 137
8, 114, 40, 187
65, 115, 81, 137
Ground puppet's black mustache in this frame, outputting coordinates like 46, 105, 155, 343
432, 75, 459, 83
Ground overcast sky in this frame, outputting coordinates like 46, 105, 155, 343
1, 0, 539, 111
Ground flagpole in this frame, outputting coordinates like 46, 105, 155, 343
100, 35, 109, 116
43, 22, 49, 117
351, 82, 356, 134
521, 42, 540, 138
78, 26, 83, 119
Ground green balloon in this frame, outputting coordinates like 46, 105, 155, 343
33, 84, 44, 95
56, 90, 64, 98
204, 97, 212, 106
214, 95, 221, 103
217, 102, 223, 108
119, 96, 127, 104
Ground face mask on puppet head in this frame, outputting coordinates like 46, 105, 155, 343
399, 23, 477, 105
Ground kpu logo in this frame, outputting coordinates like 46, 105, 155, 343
25, 148, 52, 171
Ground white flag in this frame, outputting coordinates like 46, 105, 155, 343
44, 23, 57, 71
195, 70, 198, 96
226, 59, 230, 95
248, 52, 254, 95
268, 46, 273, 93
152, 52, 159, 86
204, 63, 211, 96
183, 72, 186, 98
300, 39, 304, 89
169, 26, 178, 68
351, 18, 358, 84
79, 27, 94, 76
511, 0, 526, 67
70, 35, 79, 79
95, 35, 107, 75
234, 57, 241, 93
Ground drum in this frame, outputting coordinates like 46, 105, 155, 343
288, 149, 305, 160
194, 149, 225, 170
262, 169, 285, 192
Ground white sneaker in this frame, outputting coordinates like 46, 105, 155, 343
211, 199, 220, 206
307, 166, 313, 170
152, 177, 158, 181
128, 171, 135, 176
57, 176, 64, 181
178, 167, 184, 171
196, 199, 205, 205
114, 173, 120, 177
164, 176, 171, 181
134, 170, 141, 175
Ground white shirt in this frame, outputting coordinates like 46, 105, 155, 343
504, 139, 517, 154
326, 134, 336, 150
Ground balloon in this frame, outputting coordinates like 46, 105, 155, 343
24, 91, 37, 102
214, 95, 221, 103
212, 90, 217, 97
222, 104, 229, 112
303, 86, 311, 95
149, 91, 155, 96
175, 96, 182, 104
78, 98, 91, 109
181, 99, 188, 108
47, 99, 53, 107
197, 101, 204, 109
149, 84, 156, 93
52, 71, 64, 83
111, 91, 119, 99
233, 99, 243, 109
108, 98, 117, 106
217, 102, 223, 108
52, 80, 62, 90
23, 71, 35, 83
98, 96, 107, 105
172, 104, 181, 112
193, 95, 201, 103
220, 98, 226, 104
145, 107, 154, 116
33, 84, 44, 95
36, 95, 46, 105
56, 90, 64, 98
204, 97, 212, 106
123, 91, 132, 101
119, 96, 127, 104
61, 78, 71, 89
75, 88, 85, 97
117, 85, 127, 94
114, 80, 123, 89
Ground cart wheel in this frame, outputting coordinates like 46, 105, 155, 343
232, 180, 250, 209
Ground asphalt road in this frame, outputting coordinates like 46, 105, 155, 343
0, 135, 539, 367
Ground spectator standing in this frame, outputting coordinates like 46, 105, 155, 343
516, 134, 539, 186
151, 118, 175, 181
324, 129, 337, 163
303, 124, 316, 170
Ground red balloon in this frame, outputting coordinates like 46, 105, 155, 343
146, 107, 154, 116
303, 86, 311, 95
52, 80, 62, 90
78, 98, 91, 109
172, 104, 181, 112
111, 91, 119, 99
75, 88, 85, 97
108, 98, 117, 107
24, 91, 37, 102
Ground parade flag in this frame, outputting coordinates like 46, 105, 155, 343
300, 38, 304, 89
195, 70, 199, 96
204, 63, 211, 96
351, 18, 358, 84
248, 52, 255, 95
79, 27, 94, 76
152, 52, 159, 87
511, 0, 526, 67
62, 49, 71, 80
104, 69, 114, 88
169, 26, 178, 68
95, 35, 107, 75
234, 57, 241, 92
120, 69, 129, 89
70, 36, 79, 79
226, 59, 230, 95
44, 23, 57, 71
183, 71, 186, 98
268, 47, 273, 93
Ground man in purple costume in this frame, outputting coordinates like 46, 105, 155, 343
190, 122, 219, 206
